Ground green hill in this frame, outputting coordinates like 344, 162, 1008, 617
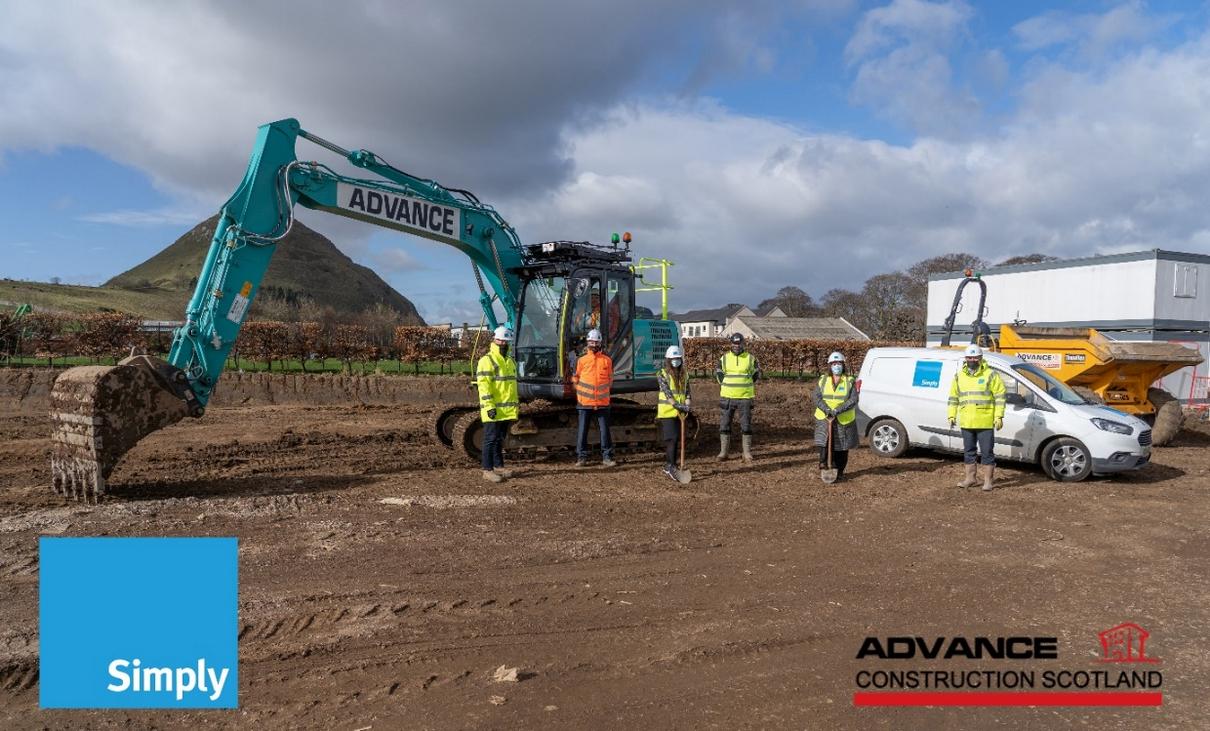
105, 215, 424, 323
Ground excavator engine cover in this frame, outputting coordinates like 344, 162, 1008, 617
49, 355, 199, 501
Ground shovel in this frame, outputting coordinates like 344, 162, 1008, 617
677, 413, 693, 484
821, 417, 838, 484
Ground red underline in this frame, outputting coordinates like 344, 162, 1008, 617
853, 691, 1162, 707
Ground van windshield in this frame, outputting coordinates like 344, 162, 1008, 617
1011, 363, 1086, 405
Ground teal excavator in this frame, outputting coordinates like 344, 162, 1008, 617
49, 118, 691, 500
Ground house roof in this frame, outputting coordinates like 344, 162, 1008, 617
670, 304, 750, 324
754, 303, 787, 317
734, 316, 869, 341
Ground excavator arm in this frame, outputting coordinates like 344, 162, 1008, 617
50, 118, 529, 499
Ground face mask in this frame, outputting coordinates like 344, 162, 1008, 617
830, 363, 843, 375
671, 358, 683, 368
965, 359, 979, 371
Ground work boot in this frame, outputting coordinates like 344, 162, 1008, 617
957, 463, 977, 488
741, 435, 753, 463
494, 467, 514, 478
982, 465, 996, 492
483, 470, 503, 484
601, 458, 617, 468
663, 465, 679, 482
717, 434, 731, 461
575, 457, 587, 468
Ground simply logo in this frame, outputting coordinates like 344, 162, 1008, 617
39, 537, 238, 709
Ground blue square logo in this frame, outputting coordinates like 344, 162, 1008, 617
911, 360, 943, 388
39, 537, 238, 709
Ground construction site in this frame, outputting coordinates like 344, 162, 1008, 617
3, 365, 1210, 728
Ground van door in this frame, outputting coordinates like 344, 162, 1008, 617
993, 369, 1049, 461
905, 356, 957, 452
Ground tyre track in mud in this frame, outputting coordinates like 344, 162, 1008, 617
1, 376, 1208, 729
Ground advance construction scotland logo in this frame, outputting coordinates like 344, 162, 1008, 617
39, 537, 238, 709
852, 626, 1164, 707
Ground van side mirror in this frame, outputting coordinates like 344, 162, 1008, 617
1005, 392, 1026, 407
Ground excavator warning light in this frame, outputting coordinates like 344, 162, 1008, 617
622, 232, 632, 244
610, 232, 620, 244
963, 268, 973, 277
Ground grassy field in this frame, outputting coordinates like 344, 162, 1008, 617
1, 279, 187, 319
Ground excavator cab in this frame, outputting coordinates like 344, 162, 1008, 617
512, 241, 651, 400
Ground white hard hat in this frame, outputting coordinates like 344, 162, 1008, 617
665, 345, 683, 359
587, 328, 603, 342
493, 325, 514, 341
828, 351, 845, 364
964, 344, 983, 357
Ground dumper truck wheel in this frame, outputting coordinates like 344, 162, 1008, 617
1146, 387, 1183, 447
1041, 437, 1092, 482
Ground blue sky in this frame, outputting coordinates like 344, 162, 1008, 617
4, 1, 1210, 323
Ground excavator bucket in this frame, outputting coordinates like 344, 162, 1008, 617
49, 355, 197, 501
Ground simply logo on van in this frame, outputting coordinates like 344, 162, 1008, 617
39, 537, 238, 709
912, 360, 944, 388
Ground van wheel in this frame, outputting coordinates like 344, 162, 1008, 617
869, 418, 909, 458
1041, 437, 1092, 482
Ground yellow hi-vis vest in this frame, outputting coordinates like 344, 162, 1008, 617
719, 352, 756, 399
947, 361, 1006, 429
476, 343, 519, 422
657, 369, 689, 419
814, 374, 856, 425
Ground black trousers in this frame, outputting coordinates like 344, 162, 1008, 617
818, 443, 849, 475
719, 397, 753, 435
658, 417, 684, 467
482, 420, 511, 470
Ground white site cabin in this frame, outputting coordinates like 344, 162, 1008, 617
926, 250, 1209, 402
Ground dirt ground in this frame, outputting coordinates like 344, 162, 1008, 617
1, 371, 1208, 729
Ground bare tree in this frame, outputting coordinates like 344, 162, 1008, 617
758, 285, 818, 316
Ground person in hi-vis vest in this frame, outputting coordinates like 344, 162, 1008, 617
476, 326, 520, 483
948, 344, 1006, 491
573, 329, 615, 467
655, 345, 692, 482
813, 351, 860, 481
715, 333, 761, 462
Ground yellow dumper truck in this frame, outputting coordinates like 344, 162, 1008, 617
940, 273, 1203, 446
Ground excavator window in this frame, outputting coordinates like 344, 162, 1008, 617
606, 274, 634, 378
567, 275, 603, 358
515, 277, 565, 379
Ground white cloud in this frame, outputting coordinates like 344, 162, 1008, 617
843, 0, 979, 136
1013, 2, 1174, 58
79, 208, 205, 227
522, 33, 1210, 309
369, 248, 426, 274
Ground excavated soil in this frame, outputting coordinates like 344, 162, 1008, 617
1, 370, 1209, 729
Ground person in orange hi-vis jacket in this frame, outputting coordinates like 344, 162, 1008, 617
574, 329, 615, 467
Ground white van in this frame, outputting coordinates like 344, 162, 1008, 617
855, 347, 1152, 482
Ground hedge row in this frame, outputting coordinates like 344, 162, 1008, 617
682, 337, 916, 375
2, 313, 912, 375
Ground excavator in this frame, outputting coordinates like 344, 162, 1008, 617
49, 118, 693, 500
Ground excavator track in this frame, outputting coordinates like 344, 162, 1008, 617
432, 406, 477, 449
448, 401, 699, 462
